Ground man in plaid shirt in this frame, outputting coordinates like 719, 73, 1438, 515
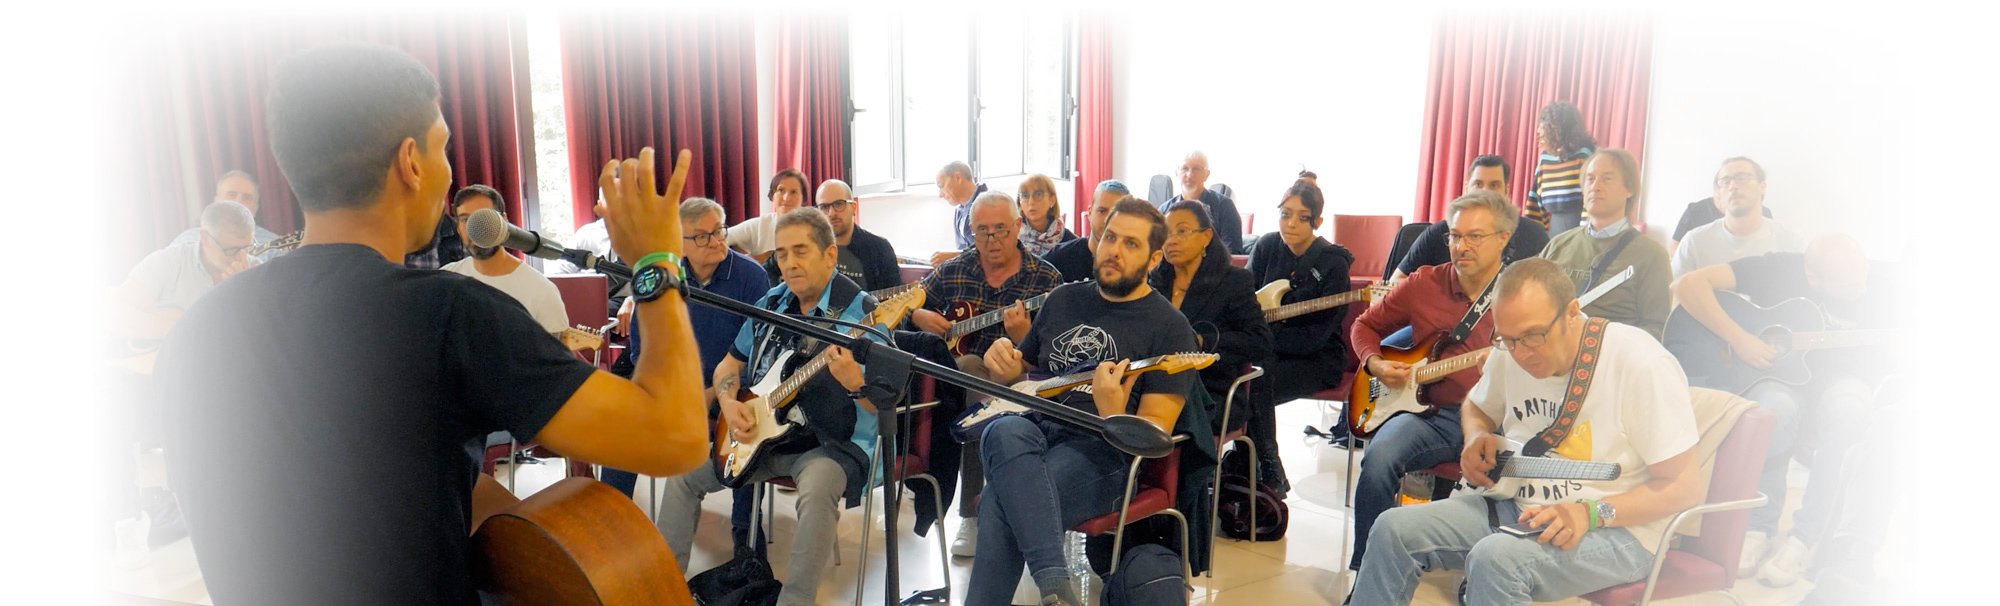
906, 190, 1063, 557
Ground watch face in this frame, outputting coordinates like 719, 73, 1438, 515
634, 265, 663, 297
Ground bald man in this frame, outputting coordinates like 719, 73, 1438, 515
170, 171, 287, 262
1669, 234, 1898, 587
759, 179, 902, 292
1161, 151, 1245, 254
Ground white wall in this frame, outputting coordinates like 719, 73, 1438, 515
1642, 8, 1907, 259
1111, 7, 1435, 238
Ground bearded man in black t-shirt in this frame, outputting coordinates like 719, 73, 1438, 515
961, 198, 1198, 606
156, 43, 712, 605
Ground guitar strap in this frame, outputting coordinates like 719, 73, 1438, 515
1578, 231, 1638, 295
1522, 317, 1610, 458
1446, 271, 1500, 347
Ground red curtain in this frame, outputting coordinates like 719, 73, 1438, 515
1071, 13, 1115, 236
561, 10, 759, 228
1412, 12, 1653, 222
774, 11, 849, 189
112, 11, 525, 268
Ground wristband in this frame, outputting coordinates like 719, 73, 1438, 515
1578, 498, 1600, 530
634, 251, 686, 278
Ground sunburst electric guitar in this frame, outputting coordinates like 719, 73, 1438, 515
937, 281, 1086, 356
951, 352, 1217, 442
714, 287, 926, 488
1347, 267, 1633, 438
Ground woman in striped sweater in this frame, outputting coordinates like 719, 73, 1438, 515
1525, 101, 1598, 235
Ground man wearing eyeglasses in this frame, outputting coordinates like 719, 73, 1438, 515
907, 190, 1063, 556
1161, 150, 1245, 254
1537, 150, 1672, 340
167, 170, 288, 263
1670, 157, 1805, 278
115, 201, 260, 342
1344, 189, 1513, 571
759, 179, 902, 293
442, 185, 568, 336
1350, 258, 1703, 606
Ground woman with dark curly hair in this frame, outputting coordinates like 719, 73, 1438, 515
1525, 101, 1598, 234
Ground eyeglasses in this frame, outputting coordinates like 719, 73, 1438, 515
1446, 231, 1507, 247
1018, 190, 1053, 200
205, 231, 253, 256
1176, 165, 1206, 174
684, 225, 729, 247
973, 227, 1013, 242
1492, 307, 1566, 351
1714, 173, 1760, 188
818, 198, 852, 210
1168, 227, 1211, 240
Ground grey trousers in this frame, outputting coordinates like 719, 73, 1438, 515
655, 447, 847, 606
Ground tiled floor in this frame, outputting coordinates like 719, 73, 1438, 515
104, 398, 1829, 605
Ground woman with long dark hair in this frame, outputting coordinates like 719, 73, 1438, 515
1526, 101, 1598, 234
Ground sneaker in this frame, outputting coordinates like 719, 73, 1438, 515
1738, 530, 1771, 579
950, 517, 978, 557
1759, 535, 1814, 587
113, 512, 151, 570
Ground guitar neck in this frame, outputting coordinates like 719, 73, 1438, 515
949, 292, 1051, 337
1413, 346, 1491, 384
1265, 289, 1369, 323
1033, 355, 1176, 397
1788, 329, 1896, 352
1492, 451, 1622, 481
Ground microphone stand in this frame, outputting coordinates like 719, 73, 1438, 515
556, 255, 1174, 606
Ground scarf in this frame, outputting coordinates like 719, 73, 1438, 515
1018, 214, 1068, 257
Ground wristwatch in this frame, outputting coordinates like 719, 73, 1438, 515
630, 252, 686, 303
1594, 500, 1618, 528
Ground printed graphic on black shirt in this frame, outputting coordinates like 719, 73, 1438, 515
1047, 324, 1118, 374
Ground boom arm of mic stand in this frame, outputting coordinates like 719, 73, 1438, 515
676, 287, 1174, 459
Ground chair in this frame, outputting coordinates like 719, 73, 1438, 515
1240, 213, 1255, 235
1330, 215, 1404, 282
1381, 222, 1431, 282
851, 377, 954, 604
1582, 405, 1777, 606
899, 263, 933, 285
1229, 255, 1249, 268
1148, 175, 1174, 204
1070, 435, 1193, 579
1207, 365, 1265, 577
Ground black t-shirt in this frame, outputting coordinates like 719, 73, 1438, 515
1727, 252, 1897, 329
1042, 236, 1096, 283
157, 244, 598, 605
1395, 218, 1551, 276
1018, 283, 1199, 414
1673, 197, 1772, 242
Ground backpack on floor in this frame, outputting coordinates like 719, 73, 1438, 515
1103, 543, 1187, 606
1216, 444, 1289, 541
688, 551, 781, 606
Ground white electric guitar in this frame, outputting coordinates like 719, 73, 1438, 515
1254, 281, 1395, 323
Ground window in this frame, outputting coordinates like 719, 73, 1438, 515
525, 9, 574, 241
848, 9, 1075, 195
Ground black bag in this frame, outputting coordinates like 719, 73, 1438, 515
1102, 543, 1187, 606
687, 551, 782, 606
1216, 444, 1289, 541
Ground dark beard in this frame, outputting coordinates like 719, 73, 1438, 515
470, 244, 500, 260
1096, 263, 1145, 297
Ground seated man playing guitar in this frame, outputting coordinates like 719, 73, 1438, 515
654, 208, 890, 606
1667, 235, 1895, 585
1351, 258, 1704, 606
964, 198, 1197, 606
1344, 190, 1512, 571
907, 191, 1063, 555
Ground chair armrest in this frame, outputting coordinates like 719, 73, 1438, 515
894, 400, 942, 414
1627, 492, 1769, 605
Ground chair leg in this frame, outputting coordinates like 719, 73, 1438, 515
506, 438, 519, 494
1245, 437, 1258, 545
855, 478, 872, 606
914, 474, 953, 597
1163, 509, 1193, 584
1105, 456, 1147, 577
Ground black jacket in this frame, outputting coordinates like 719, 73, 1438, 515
1248, 235, 1355, 369
763, 226, 904, 294
1148, 238, 1274, 407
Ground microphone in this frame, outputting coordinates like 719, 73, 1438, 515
466, 208, 631, 278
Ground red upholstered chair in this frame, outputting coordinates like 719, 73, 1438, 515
1070, 435, 1192, 579
899, 263, 933, 285
1330, 214, 1405, 282
1239, 213, 1254, 235
1582, 405, 1776, 606
1229, 255, 1249, 268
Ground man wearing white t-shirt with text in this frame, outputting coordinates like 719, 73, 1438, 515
1671, 157, 1805, 277
443, 185, 569, 335
1350, 258, 1703, 606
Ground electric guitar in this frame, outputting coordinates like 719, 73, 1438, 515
1471, 437, 1624, 499
1347, 267, 1633, 438
1254, 281, 1394, 323
714, 287, 926, 487
248, 230, 303, 257
1662, 293, 1896, 395
938, 281, 1084, 356
951, 352, 1217, 442
558, 325, 606, 352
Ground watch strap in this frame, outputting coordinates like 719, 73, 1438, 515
634, 251, 686, 278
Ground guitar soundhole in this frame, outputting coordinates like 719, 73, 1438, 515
1761, 327, 1795, 356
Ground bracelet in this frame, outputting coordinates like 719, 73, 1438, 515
634, 251, 686, 277
1578, 498, 1600, 530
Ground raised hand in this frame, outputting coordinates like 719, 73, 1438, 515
599, 147, 693, 266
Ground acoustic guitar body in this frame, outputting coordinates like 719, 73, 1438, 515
1346, 334, 1446, 438
473, 477, 695, 606
1663, 294, 1824, 395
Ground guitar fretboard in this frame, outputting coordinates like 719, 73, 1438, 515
1031, 353, 1211, 396
1414, 346, 1492, 384
948, 292, 1054, 338
1264, 289, 1373, 323
1492, 451, 1621, 481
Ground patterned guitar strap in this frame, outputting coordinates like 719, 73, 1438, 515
1485, 316, 1609, 526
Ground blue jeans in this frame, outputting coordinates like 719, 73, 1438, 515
964, 416, 1130, 606
602, 467, 759, 537
1742, 376, 1872, 543
1352, 406, 1463, 569
1353, 493, 1652, 606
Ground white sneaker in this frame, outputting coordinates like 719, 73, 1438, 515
1737, 531, 1771, 579
113, 512, 152, 570
1758, 535, 1813, 587
951, 517, 979, 557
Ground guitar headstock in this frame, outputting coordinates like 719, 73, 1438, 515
249, 230, 305, 256
1151, 352, 1219, 374
1365, 281, 1397, 301
560, 325, 606, 352
867, 287, 928, 330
